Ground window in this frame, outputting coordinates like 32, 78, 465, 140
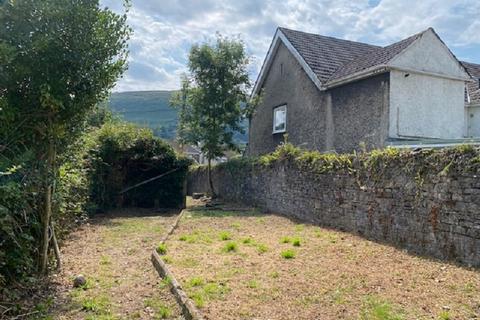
273, 105, 287, 134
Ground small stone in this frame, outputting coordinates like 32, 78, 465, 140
73, 275, 86, 288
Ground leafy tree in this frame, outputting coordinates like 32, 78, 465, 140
171, 35, 252, 196
0, 0, 130, 273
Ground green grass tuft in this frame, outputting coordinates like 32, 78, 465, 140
219, 231, 232, 241
281, 249, 296, 259
292, 237, 302, 247
246, 279, 258, 289
242, 237, 253, 244
360, 296, 405, 320
256, 243, 269, 253
188, 277, 205, 287
144, 298, 172, 319
223, 241, 238, 252
156, 243, 167, 255
280, 236, 291, 244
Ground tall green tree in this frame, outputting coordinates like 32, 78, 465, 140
171, 35, 251, 196
0, 0, 130, 273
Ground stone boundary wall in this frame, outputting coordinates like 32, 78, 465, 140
188, 148, 480, 267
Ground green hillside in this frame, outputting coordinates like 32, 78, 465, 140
108, 90, 178, 139
108, 90, 248, 143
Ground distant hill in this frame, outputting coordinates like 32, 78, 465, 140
108, 90, 178, 139
108, 90, 248, 143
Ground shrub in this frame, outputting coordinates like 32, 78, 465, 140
88, 122, 192, 211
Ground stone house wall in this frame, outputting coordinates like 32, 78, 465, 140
247, 42, 390, 156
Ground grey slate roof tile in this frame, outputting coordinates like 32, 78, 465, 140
462, 61, 480, 104
329, 31, 423, 81
279, 27, 425, 85
279, 27, 379, 83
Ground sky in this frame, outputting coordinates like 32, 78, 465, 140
101, 0, 480, 92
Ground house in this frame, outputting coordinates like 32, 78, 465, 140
247, 27, 480, 156
183, 145, 227, 165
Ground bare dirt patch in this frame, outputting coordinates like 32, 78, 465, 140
164, 205, 480, 320
46, 208, 183, 320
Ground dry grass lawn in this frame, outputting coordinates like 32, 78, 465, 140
46, 209, 183, 320
163, 204, 480, 320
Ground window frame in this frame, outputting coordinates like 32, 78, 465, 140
272, 104, 287, 134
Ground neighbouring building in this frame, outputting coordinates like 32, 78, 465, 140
247, 27, 480, 156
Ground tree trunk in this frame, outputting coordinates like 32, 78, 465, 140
51, 222, 61, 271
39, 139, 55, 274
207, 158, 216, 198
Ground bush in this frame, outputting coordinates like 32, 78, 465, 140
0, 168, 38, 284
87, 122, 192, 210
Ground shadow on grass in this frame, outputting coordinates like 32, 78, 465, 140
187, 208, 264, 218
88, 207, 182, 227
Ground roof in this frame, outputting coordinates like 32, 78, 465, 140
255, 27, 474, 94
279, 27, 429, 85
462, 61, 480, 105
328, 31, 423, 81
279, 27, 379, 83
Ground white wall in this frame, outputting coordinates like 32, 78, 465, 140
466, 105, 480, 137
388, 29, 469, 139
389, 29, 467, 79
389, 70, 465, 139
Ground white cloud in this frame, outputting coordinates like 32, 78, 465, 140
101, 0, 480, 92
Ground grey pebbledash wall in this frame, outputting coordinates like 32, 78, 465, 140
188, 151, 480, 267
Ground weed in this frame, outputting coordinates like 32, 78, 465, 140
281, 249, 296, 259
99, 255, 111, 265
144, 298, 172, 319
158, 276, 172, 289
231, 222, 241, 230
156, 243, 167, 255
223, 241, 238, 252
242, 237, 253, 244
360, 296, 405, 320
292, 237, 302, 247
179, 235, 188, 241
188, 277, 205, 287
246, 280, 258, 289
269, 271, 280, 278
280, 236, 291, 244
438, 311, 451, 320
191, 292, 205, 308
295, 224, 305, 232
219, 231, 232, 241
81, 296, 110, 313
161, 256, 172, 264
257, 243, 269, 253
203, 282, 230, 297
